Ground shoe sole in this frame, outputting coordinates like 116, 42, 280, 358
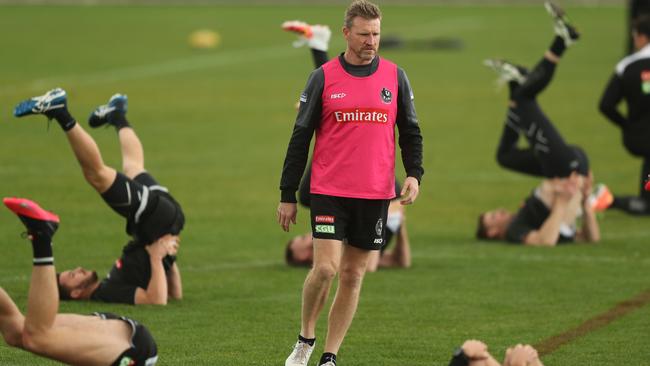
3, 197, 60, 223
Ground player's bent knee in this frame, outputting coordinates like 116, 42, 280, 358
338, 268, 365, 289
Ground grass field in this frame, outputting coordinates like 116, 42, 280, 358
0, 4, 648, 366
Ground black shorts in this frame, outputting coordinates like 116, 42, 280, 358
310, 194, 389, 251
100, 172, 173, 238
94, 312, 159, 366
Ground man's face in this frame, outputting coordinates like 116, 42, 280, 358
289, 233, 314, 264
482, 208, 511, 239
632, 30, 649, 51
343, 16, 381, 64
59, 267, 98, 295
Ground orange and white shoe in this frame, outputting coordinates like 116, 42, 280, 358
589, 184, 614, 212
282, 20, 331, 51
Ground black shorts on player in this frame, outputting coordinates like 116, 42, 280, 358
94, 313, 159, 366
101, 171, 184, 246
310, 194, 389, 251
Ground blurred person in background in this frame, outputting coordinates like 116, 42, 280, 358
477, 2, 603, 246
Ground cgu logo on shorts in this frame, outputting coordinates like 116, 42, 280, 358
333, 108, 389, 123
642, 70, 650, 94
315, 225, 335, 234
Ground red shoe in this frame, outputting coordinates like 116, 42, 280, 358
3, 197, 59, 238
590, 184, 614, 212
645, 180, 650, 192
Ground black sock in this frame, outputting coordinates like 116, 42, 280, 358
319, 353, 336, 365
108, 111, 130, 131
549, 36, 566, 57
31, 234, 54, 266
47, 108, 76, 131
298, 334, 316, 346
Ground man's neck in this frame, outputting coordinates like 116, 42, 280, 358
343, 50, 374, 66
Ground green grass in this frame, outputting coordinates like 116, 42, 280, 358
0, 4, 648, 365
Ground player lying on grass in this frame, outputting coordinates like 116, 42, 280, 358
286, 198, 411, 272
477, 2, 605, 246
448, 340, 544, 366
0, 197, 158, 365
13, 90, 184, 305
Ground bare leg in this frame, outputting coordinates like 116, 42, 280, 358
64, 124, 116, 193
323, 244, 372, 354
0, 288, 24, 348
118, 127, 145, 179
21, 261, 130, 364
300, 239, 342, 339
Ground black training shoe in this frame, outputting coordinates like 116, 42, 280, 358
88, 93, 128, 128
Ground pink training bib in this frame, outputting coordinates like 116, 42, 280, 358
311, 57, 398, 200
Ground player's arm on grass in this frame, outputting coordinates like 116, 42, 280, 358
576, 172, 600, 243
278, 68, 324, 231
167, 262, 182, 300
523, 178, 578, 246
395, 68, 423, 204
135, 240, 172, 305
598, 73, 628, 127
378, 212, 411, 269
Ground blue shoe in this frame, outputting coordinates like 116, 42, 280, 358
14, 88, 67, 118
88, 93, 128, 128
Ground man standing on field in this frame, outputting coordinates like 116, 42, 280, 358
277, 1, 424, 365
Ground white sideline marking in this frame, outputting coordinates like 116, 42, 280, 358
0, 44, 301, 97
0, 16, 482, 98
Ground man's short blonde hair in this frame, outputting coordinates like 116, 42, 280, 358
344, 0, 382, 28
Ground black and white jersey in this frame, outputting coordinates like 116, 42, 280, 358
505, 191, 575, 245
91, 242, 175, 305
600, 44, 650, 127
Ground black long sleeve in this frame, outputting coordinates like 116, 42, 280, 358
396, 67, 424, 183
311, 49, 329, 69
279, 68, 324, 203
599, 72, 628, 127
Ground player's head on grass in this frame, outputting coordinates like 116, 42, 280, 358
285, 232, 313, 267
476, 208, 513, 240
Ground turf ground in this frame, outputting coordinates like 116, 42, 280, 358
0, 3, 648, 365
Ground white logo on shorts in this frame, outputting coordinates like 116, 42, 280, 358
375, 218, 383, 236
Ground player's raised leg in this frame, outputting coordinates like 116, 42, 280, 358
89, 93, 146, 179
14, 89, 117, 193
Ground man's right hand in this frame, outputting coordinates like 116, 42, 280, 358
146, 237, 176, 259
277, 202, 297, 232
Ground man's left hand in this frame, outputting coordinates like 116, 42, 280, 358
400, 177, 419, 205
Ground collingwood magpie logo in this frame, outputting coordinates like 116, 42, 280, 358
375, 218, 383, 236
380, 88, 392, 104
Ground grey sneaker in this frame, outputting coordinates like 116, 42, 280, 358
285, 340, 314, 366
